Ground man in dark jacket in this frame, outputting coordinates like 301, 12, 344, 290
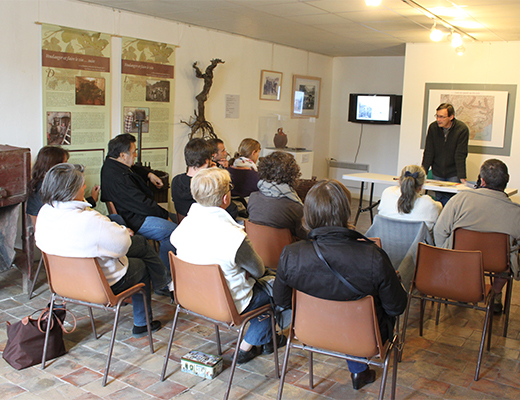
273, 179, 407, 391
422, 103, 469, 205
101, 133, 176, 270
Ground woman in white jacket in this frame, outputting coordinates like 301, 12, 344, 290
35, 163, 171, 338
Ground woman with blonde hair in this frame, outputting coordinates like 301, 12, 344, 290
378, 165, 442, 230
232, 138, 261, 171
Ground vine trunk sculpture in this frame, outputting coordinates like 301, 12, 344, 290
181, 58, 225, 139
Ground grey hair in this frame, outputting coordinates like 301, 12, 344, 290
40, 163, 85, 205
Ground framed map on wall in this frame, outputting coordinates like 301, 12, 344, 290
421, 83, 516, 156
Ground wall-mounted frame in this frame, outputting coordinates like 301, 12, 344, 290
422, 83, 516, 156
291, 75, 321, 118
260, 70, 282, 101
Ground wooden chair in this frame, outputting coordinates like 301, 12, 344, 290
453, 228, 512, 337
161, 252, 279, 400
244, 220, 293, 269
400, 243, 493, 380
278, 291, 398, 400
41, 253, 154, 386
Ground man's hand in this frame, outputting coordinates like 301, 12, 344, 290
218, 159, 229, 168
126, 227, 134, 236
90, 185, 100, 202
460, 178, 467, 184
148, 173, 164, 189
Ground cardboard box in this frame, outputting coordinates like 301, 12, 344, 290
181, 351, 223, 379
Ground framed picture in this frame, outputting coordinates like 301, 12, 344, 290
422, 82, 517, 156
260, 70, 282, 101
292, 75, 321, 118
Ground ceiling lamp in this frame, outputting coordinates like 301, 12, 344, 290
456, 45, 466, 56
365, 0, 382, 6
430, 22, 444, 42
450, 32, 463, 48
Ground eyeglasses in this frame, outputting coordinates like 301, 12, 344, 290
434, 114, 449, 119
229, 183, 234, 192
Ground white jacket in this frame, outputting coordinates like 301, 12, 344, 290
170, 203, 254, 313
35, 201, 131, 286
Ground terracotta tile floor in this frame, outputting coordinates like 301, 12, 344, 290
1, 208, 520, 399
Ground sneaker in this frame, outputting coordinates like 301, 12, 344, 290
494, 295, 503, 315
236, 346, 261, 364
154, 286, 171, 296
262, 334, 287, 354
132, 320, 162, 338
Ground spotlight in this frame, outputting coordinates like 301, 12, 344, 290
430, 23, 443, 42
456, 45, 465, 56
365, 0, 382, 6
451, 32, 463, 48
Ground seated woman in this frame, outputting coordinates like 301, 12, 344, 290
228, 138, 261, 198
27, 146, 100, 217
273, 179, 407, 390
247, 151, 306, 240
35, 163, 171, 338
378, 165, 442, 230
170, 167, 284, 363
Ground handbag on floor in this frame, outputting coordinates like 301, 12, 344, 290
2, 304, 75, 370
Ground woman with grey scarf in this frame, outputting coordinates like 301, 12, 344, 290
247, 152, 307, 240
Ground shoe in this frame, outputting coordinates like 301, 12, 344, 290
262, 334, 287, 354
236, 346, 261, 364
154, 286, 170, 296
351, 368, 376, 390
132, 320, 161, 338
493, 295, 503, 315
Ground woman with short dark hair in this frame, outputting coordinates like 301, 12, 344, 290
247, 151, 306, 239
273, 179, 407, 391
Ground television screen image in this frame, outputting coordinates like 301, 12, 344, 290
357, 95, 391, 122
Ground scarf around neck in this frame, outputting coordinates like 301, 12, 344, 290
257, 180, 303, 205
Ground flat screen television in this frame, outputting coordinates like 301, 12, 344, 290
348, 93, 402, 125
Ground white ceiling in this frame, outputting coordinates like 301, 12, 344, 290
76, 0, 520, 57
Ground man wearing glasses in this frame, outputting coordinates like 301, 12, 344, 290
422, 103, 469, 205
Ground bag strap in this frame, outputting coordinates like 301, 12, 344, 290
37, 307, 77, 334
312, 240, 364, 296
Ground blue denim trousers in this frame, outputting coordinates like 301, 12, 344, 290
431, 174, 460, 206
110, 234, 171, 327
136, 215, 177, 269
241, 284, 274, 346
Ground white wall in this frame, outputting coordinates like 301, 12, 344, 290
399, 41, 520, 202
330, 56, 405, 197
0, 0, 332, 180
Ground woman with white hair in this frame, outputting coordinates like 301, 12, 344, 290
170, 167, 284, 363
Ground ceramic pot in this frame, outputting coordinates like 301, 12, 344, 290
274, 128, 288, 148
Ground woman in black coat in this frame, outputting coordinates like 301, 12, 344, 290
273, 179, 407, 391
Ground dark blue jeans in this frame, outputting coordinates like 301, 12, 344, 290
137, 215, 177, 268
110, 234, 171, 326
431, 174, 459, 206
241, 284, 274, 346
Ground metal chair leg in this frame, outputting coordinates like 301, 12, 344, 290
28, 258, 43, 299
161, 305, 181, 381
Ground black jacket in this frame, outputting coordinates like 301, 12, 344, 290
100, 157, 168, 232
273, 226, 407, 342
422, 118, 469, 180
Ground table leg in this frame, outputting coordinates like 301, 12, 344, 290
354, 182, 364, 226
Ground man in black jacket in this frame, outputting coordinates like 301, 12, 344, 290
422, 103, 469, 205
101, 134, 176, 270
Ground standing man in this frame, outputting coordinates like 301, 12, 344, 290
101, 133, 177, 273
422, 103, 469, 205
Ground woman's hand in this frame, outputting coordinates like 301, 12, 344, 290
90, 185, 100, 202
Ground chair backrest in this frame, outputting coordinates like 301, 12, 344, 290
292, 291, 384, 359
414, 243, 485, 303
365, 215, 431, 269
169, 252, 242, 325
453, 228, 510, 274
367, 237, 382, 248
244, 220, 293, 269
106, 201, 118, 215
42, 253, 117, 305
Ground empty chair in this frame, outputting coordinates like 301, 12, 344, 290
278, 291, 398, 400
401, 243, 493, 380
453, 228, 512, 336
244, 220, 293, 269
365, 214, 432, 290
162, 253, 279, 400
41, 253, 154, 386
